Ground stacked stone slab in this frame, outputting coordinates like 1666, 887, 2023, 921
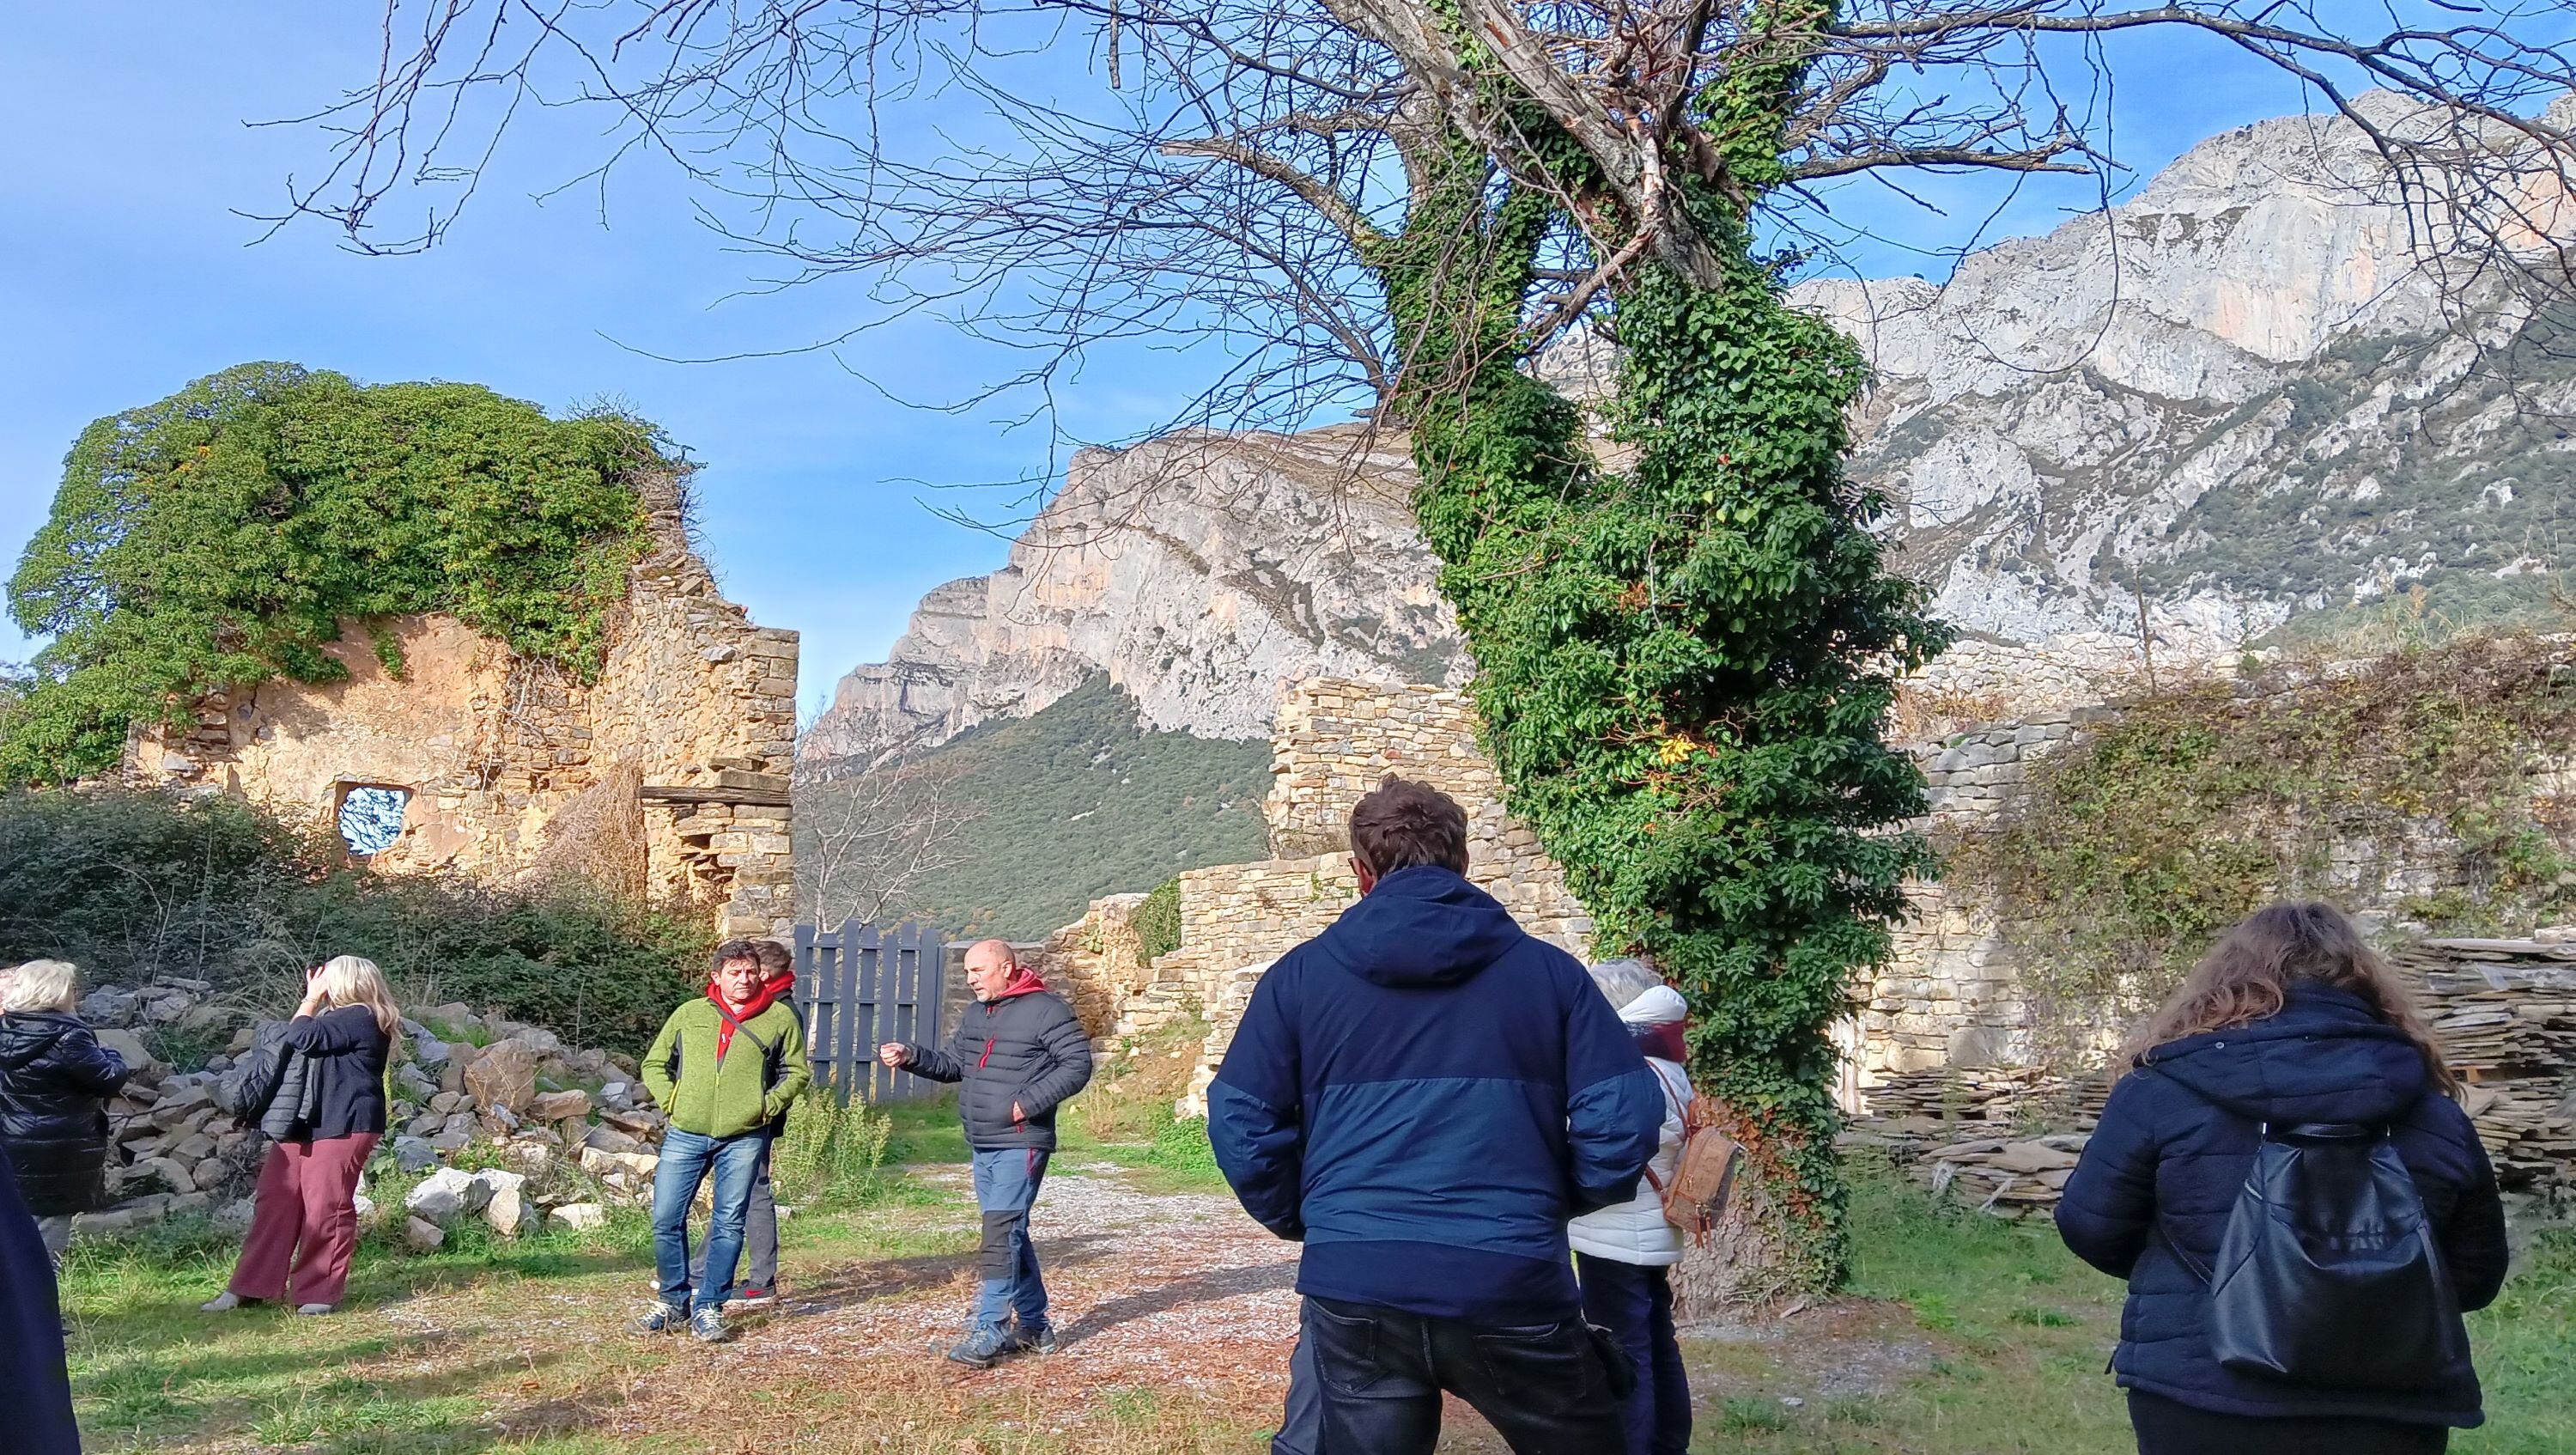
125, 479, 798, 940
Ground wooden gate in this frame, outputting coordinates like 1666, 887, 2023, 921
793, 920, 950, 1103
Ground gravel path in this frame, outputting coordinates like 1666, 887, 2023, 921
744, 1164, 1307, 1413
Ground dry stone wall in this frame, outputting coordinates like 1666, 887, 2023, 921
125, 492, 798, 939
1268, 679, 1594, 951
1040, 650, 2549, 1123
1034, 677, 1596, 1108
1855, 665, 2569, 1105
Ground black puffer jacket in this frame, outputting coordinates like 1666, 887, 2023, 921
2057, 984, 2508, 1428
902, 981, 1094, 1151
0, 1011, 131, 1216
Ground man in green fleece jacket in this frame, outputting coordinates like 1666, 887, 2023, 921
635, 940, 810, 1343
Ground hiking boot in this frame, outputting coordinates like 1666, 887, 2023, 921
631, 1300, 688, 1336
945, 1328, 1012, 1368
690, 1306, 732, 1343
1008, 1321, 1057, 1355
727, 1285, 778, 1310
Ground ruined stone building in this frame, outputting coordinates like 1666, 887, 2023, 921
125, 497, 799, 940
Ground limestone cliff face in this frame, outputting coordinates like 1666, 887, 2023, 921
803, 426, 1466, 761
815, 96, 2575, 755
1796, 92, 2576, 654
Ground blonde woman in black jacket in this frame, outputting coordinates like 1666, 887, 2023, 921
0, 959, 131, 1265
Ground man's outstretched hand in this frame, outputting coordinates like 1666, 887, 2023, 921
877, 1042, 908, 1069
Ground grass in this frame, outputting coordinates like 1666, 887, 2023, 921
55, 1135, 2576, 1453
1682, 1158, 2576, 1454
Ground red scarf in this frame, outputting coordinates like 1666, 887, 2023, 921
708, 973, 792, 1059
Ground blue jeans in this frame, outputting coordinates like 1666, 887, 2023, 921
653, 1128, 767, 1313
969, 1148, 1050, 1335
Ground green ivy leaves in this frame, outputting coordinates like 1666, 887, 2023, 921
3, 363, 665, 784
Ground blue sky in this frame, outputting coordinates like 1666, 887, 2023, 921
0, 7, 2324, 709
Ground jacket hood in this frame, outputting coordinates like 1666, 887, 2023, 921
2141, 983, 2433, 1125
0, 1012, 77, 1071
1618, 984, 1687, 1028
1315, 865, 1524, 988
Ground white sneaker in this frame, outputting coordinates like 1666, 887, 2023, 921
200, 1293, 250, 1312
294, 1303, 336, 1317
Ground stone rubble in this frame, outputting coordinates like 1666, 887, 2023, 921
73, 978, 672, 1242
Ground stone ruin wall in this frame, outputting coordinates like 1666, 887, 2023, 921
1030, 677, 1595, 1108
125, 502, 799, 940
1044, 649, 2537, 1119
1859, 667, 2576, 1105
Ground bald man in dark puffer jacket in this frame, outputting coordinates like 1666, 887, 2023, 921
882, 939, 1093, 1367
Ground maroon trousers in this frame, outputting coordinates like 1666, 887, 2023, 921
227, 1134, 380, 1307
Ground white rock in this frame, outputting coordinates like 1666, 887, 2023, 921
404, 1215, 447, 1252
549, 1202, 609, 1233
404, 1166, 493, 1221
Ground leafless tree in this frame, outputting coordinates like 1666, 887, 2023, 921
266, 3, 2575, 444
793, 742, 981, 924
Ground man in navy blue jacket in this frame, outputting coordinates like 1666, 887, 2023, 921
1210, 775, 1663, 1454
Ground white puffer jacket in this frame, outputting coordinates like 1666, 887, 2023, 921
1568, 985, 1692, 1266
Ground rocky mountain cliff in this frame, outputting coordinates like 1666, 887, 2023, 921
810, 95, 2575, 762
803, 426, 1463, 762
1805, 90, 2576, 656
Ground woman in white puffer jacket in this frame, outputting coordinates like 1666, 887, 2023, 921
1571, 959, 1694, 1455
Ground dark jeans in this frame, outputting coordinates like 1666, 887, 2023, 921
2130, 1392, 2450, 1455
687, 1135, 777, 1292
1576, 1255, 1691, 1455
1296, 1294, 1626, 1455
1273, 1330, 1321, 1454
651, 1128, 766, 1314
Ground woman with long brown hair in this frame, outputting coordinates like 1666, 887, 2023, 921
203, 955, 398, 1317
2057, 902, 2508, 1454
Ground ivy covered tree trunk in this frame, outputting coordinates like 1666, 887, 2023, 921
1371, 5, 1947, 1294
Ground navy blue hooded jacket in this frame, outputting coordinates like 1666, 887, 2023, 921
1207, 865, 1663, 1324
2056, 983, 2508, 1428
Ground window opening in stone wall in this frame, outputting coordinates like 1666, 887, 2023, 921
337, 785, 411, 857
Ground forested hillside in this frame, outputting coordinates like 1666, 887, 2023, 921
799, 676, 1269, 939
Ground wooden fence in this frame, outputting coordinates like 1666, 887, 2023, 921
793, 920, 950, 1103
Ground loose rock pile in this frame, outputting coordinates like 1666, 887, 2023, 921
80, 978, 669, 1239
1841, 1066, 2107, 1218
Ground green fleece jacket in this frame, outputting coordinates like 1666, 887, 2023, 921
641, 998, 811, 1139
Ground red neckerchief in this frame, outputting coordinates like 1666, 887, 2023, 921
708, 976, 787, 1060
1635, 1020, 1686, 1063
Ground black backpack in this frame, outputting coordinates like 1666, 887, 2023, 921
2165, 1108, 2470, 1391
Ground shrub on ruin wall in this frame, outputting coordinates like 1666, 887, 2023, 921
1132, 878, 1183, 962
0, 787, 708, 1049
3, 362, 670, 785
1953, 635, 2576, 1067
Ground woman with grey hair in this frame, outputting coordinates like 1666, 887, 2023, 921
0, 959, 131, 1264
1570, 955, 1694, 1455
